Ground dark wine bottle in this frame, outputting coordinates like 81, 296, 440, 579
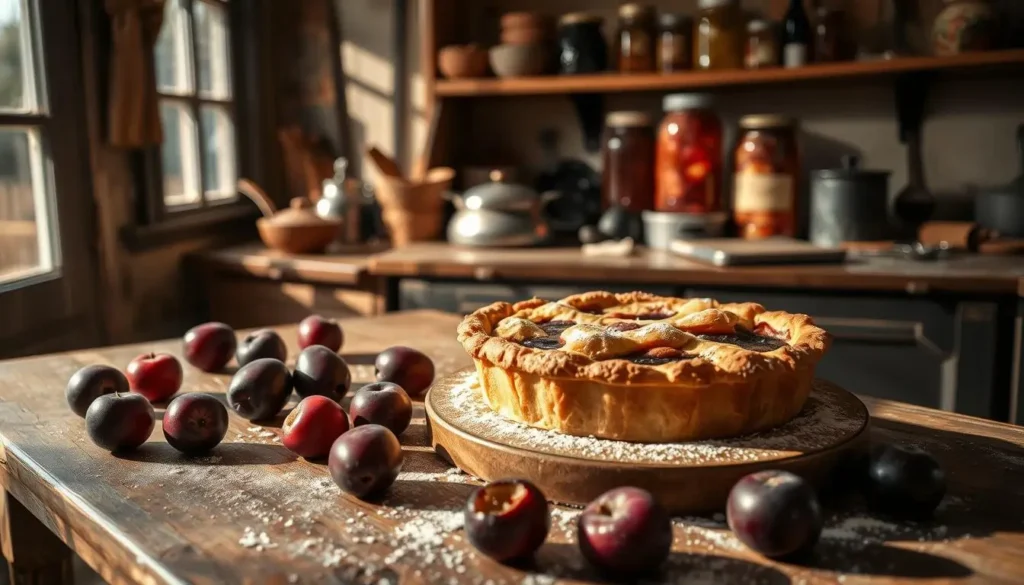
781, 0, 812, 68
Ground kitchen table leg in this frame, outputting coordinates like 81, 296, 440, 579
0, 490, 73, 584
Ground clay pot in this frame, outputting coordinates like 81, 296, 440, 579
501, 27, 547, 46
438, 44, 489, 79
238, 179, 341, 254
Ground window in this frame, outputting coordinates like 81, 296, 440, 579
153, 0, 237, 212
0, 0, 58, 285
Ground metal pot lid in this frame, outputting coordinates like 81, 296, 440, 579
461, 170, 540, 211
811, 155, 891, 180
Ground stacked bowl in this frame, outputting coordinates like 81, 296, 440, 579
490, 12, 550, 77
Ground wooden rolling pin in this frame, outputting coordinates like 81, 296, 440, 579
918, 221, 997, 251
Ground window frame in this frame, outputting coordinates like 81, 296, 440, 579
137, 0, 249, 228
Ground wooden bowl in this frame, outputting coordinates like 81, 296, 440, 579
489, 44, 548, 78
438, 44, 489, 79
501, 26, 547, 46
257, 220, 339, 255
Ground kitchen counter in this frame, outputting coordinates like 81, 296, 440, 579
1, 311, 1023, 584
367, 243, 1024, 296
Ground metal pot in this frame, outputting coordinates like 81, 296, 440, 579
809, 155, 891, 247
446, 171, 560, 247
975, 125, 1024, 238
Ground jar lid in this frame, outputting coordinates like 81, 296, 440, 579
559, 12, 603, 25
619, 3, 653, 20
663, 93, 713, 112
605, 111, 653, 127
739, 114, 797, 129
698, 0, 738, 9
747, 19, 772, 32
811, 155, 891, 180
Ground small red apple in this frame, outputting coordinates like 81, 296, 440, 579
297, 315, 344, 352
126, 353, 183, 403
282, 395, 350, 459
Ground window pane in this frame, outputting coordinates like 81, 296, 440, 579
160, 100, 201, 207
194, 1, 231, 99
0, 127, 55, 284
0, 0, 34, 111
200, 105, 236, 200
154, 0, 192, 95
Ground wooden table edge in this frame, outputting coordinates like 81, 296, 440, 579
0, 440, 186, 585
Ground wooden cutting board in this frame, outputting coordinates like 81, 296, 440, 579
426, 369, 869, 513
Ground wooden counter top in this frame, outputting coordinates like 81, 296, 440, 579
0, 311, 1023, 583
196, 243, 386, 286
196, 242, 1024, 295
369, 243, 1024, 295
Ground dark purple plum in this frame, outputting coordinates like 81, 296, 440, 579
66, 364, 128, 417
464, 479, 550, 562
328, 424, 403, 499
577, 487, 672, 574
865, 443, 946, 520
235, 329, 287, 367
85, 392, 155, 452
227, 358, 292, 421
183, 322, 236, 372
348, 382, 413, 435
727, 470, 822, 559
162, 393, 229, 454
375, 346, 435, 398
293, 345, 351, 401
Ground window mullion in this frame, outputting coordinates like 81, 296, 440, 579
186, 0, 207, 208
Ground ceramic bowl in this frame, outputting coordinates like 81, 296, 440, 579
489, 44, 548, 78
438, 44, 489, 79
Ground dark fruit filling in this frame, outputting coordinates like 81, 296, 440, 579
522, 337, 564, 350
626, 353, 695, 365
607, 322, 642, 332
607, 311, 676, 321
698, 327, 786, 352
539, 320, 575, 336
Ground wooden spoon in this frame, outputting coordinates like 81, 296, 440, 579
237, 179, 277, 219
367, 146, 406, 182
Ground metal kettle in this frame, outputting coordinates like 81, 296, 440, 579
316, 158, 362, 244
446, 170, 560, 247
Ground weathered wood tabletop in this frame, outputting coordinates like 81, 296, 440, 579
0, 310, 1023, 585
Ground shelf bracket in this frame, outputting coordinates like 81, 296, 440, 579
570, 93, 605, 154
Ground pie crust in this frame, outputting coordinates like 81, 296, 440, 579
456, 291, 831, 442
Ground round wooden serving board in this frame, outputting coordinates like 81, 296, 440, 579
425, 369, 869, 513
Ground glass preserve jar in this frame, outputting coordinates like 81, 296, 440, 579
602, 111, 655, 212
558, 13, 608, 74
694, 0, 743, 70
733, 115, 800, 239
657, 12, 693, 72
655, 94, 723, 213
616, 4, 655, 73
745, 19, 778, 69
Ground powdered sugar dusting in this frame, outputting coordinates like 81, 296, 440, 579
444, 371, 865, 465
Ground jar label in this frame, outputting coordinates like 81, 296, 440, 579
734, 174, 794, 212
783, 43, 808, 68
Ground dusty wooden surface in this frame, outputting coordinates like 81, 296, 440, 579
0, 311, 1022, 584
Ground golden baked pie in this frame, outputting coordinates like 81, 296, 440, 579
456, 291, 830, 442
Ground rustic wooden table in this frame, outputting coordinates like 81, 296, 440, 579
0, 311, 1022, 585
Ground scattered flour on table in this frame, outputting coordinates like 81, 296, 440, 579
446, 372, 862, 465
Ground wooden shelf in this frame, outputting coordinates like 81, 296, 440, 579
435, 49, 1024, 97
